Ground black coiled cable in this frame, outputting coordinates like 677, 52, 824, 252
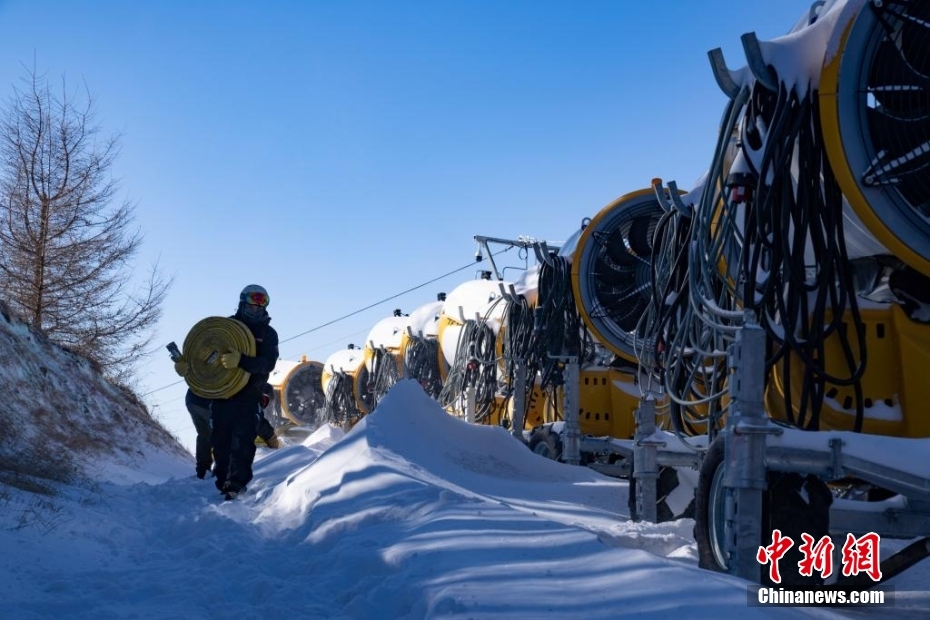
741, 82, 867, 431
501, 291, 538, 422
534, 256, 592, 389
366, 348, 399, 410
438, 319, 499, 422
324, 371, 363, 426
403, 336, 443, 398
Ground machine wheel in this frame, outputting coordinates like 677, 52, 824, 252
628, 465, 695, 523
528, 427, 563, 462
694, 436, 832, 584
694, 438, 730, 573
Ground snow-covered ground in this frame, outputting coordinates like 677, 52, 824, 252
2, 380, 928, 619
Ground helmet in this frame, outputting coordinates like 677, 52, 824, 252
240, 284, 270, 308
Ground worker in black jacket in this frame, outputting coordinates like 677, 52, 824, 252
173, 284, 279, 500
213, 284, 279, 499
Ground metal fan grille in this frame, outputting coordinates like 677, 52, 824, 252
862, 0, 930, 214
281, 362, 326, 427
825, 0, 930, 274
573, 190, 663, 361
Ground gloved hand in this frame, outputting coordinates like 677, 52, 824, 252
220, 349, 241, 369
260, 393, 271, 409
173, 357, 190, 377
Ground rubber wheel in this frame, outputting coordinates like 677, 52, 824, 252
528, 427, 562, 462
628, 465, 695, 523
694, 436, 832, 585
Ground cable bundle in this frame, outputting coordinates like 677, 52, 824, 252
533, 256, 592, 388
639, 202, 727, 437
366, 347, 399, 409
499, 291, 537, 422
403, 335, 443, 398
438, 319, 499, 422
740, 82, 866, 430
324, 371, 362, 426
646, 76, 869, 434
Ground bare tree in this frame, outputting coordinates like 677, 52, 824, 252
0, 67, 170, 381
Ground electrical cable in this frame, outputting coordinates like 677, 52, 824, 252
438, 316, 501, 422
324, 370, 362, 426
646, 76, 869, 436
364, 347, 400, 410
501, 290, 537, 424
740, 82, 867, 431
403, 335, 443, 398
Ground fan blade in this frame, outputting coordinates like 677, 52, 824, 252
599, 228, 639, 266
628, 216, 655, 257
869, 38, 930, 121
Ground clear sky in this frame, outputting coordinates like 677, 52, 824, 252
0, 0, 815, 451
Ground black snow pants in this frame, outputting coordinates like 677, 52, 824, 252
187, 400, 213, 474
211, 395, 260, 492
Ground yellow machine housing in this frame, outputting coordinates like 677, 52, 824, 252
543, 366, 655, 440
475, 383, 547, 430
767, 304, 930, 438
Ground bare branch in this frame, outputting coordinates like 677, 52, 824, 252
0, 67, 172, 379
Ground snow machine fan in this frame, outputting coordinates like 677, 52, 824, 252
181, 317, 256, 399
277, 359, 327, 428
821, 0, 930, 277
571, 189, 663, 363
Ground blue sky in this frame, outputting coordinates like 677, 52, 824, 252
0, 0, 815, 451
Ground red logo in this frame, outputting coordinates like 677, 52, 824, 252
757, 531, 883, 583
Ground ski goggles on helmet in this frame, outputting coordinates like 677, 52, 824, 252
243, 291, 269, 307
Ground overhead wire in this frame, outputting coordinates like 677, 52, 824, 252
143, 250, 513, 398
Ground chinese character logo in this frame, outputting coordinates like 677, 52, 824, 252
757, 531, 882, 583
841, 532, 882, 582
757, 529, 794, 583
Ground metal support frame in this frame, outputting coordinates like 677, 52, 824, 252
831, 498, 930, 539
579, 435, 703, 470
723, 318, 778, 581
473, 235, 562, 281
511, 359, 527, 441
633, 398, 659, 523
562, 357, 581, 466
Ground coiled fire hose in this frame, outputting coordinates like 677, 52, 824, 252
182, 317, 256, 399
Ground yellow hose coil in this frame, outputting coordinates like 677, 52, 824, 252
182, 317, 257, 399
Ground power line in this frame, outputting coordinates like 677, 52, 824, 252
277, 251, 509, 346
280, 327, 370, 360
142, 251, 510, 398
144, 378, 185, 396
